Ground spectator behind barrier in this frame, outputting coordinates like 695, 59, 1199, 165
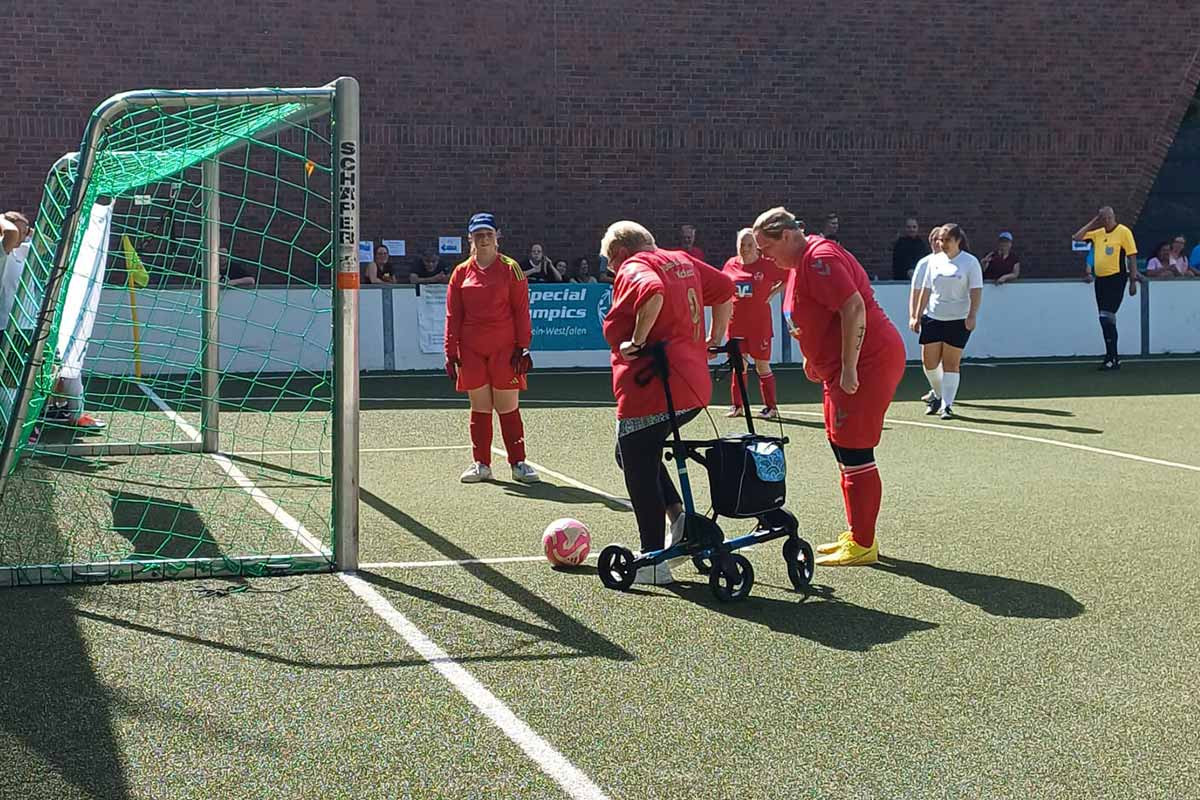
364, 244, 395, 285
892, 216, 929, 280
1145, 237, 1197, 278
219, 246, 256, 288
410, 247, 450, 285
980, 232, 1021, 285
523, 243, 563, 283
568, 257, 598, 283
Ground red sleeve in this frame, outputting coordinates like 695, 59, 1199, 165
721, 256, 739, 275
691, 254, 734, 306
805, 247, 859, 312
508, 262, 532, 348
444, 266, 464, 358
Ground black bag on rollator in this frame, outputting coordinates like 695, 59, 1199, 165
704, 433, 787, 519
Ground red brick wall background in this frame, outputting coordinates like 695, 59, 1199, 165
3, 1, 1199, 277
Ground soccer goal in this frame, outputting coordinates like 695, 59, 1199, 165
0, 77, 361, 586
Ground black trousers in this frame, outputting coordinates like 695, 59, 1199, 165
614, 409, 700, 552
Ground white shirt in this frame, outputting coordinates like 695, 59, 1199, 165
922, 251, 983, 321
910, 253, 935, 296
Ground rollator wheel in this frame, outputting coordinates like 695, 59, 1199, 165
598, 545, 636, 591
782, 537, 814, 591
692, 556, 711, 575
710, 554, 754, 602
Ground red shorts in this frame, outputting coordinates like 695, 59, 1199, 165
822, 342, 905, 449
729, 331, 772, 362
457, 344, 527, 393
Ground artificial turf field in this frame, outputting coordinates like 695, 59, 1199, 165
1, 358, 1199, 800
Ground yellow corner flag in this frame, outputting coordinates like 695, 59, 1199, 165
121, 235, 147, 378
121, 235, 149, 289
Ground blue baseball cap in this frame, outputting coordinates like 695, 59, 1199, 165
998, 231, 1013, 241
468, 212, 497, 233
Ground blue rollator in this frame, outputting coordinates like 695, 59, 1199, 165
597, 339, 815, 602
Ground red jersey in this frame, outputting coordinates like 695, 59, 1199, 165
444, 253, 531, 357
722, 255, 787, 341
603, 249, 734, 419
785, 236, 899, 381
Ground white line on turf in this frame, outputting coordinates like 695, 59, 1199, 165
142, 389, 611, 799
491, 447, 632, 508
780, 407, 1200, 473
357, 355, 1200, 379
230, 445, 470, 458
360, 554, 598, 570
136, 382, 330, 555
339, 573, 611, 800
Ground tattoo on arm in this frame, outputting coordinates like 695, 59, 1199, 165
855, 325, 865, 352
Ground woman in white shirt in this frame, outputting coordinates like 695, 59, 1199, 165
910, 223, 983, 419
909, 225, 946, 404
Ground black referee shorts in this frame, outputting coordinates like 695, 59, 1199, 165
919, 316, 971, 349
1094, 273, 1128, 314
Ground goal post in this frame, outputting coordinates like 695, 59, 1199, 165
0, 77, 360, 586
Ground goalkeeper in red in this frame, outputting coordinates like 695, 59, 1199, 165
753, 207, 905, 566
444, 212, 539, 484
722, 227, 787, 418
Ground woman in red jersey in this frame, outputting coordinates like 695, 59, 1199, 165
600, 220, 733, 585
444, 213, 539, 484
722, 227, 788, 419
753, 207, 905, 567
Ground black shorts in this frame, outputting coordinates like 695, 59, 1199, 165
919, 316, 971, 349
1094, 273, 1128, 314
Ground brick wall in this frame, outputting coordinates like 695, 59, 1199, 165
3, 0, 1199, 278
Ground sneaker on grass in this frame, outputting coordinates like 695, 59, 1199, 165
460, 462, 493, 483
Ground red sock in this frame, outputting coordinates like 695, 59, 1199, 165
730, 377, 742, 408
842, 463, 881, 548
470, 411, 493, 466
498, 409, 526, 464
759, 371, 777, 409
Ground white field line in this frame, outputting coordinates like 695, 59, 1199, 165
136, 383, 329, 555
229, 445, 470, 458
360, 554, 598, 570
779, 406, 1200, 473
356, 355, 1200, 379
491, 447, 632, 509
142, 385, 611, 799
339, 573, 611, 800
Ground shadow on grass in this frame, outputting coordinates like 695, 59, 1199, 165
664, 581, 938, 652
72, 605, 586, 670
872, 556, 1085, 619
953, 401, 1075, 417
358, 488, 634, 663
0, 466, 131, 799
109, 490, 224, 560
947, 413, 1103, 436
500, 480, 630, 513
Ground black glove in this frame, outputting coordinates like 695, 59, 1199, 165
511, 347, 533, 376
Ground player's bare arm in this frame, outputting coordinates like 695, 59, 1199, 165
707, 298, 732, 352
1072, 213, 1101, 242
966, 288, 982, 331
839, 291, 866, 395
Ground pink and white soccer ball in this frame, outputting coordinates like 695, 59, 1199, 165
542, 518, 591, 567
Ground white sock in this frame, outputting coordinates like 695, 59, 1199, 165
923, 366, 943, 397
941, 372, 961, 409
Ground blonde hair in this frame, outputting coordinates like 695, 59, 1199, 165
752, 207, 803, 238
599, 220, 656, 262
736, 227, 756, 252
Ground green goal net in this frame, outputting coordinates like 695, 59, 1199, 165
0, 79, 360, 586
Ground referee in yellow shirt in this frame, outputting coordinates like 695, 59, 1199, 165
1073, 206, 1139, 370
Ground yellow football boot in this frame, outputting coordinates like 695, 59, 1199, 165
814, 534, 879, 567
816, 530, 853, 555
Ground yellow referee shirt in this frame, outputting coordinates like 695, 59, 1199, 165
1083, 224, 1137, 278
